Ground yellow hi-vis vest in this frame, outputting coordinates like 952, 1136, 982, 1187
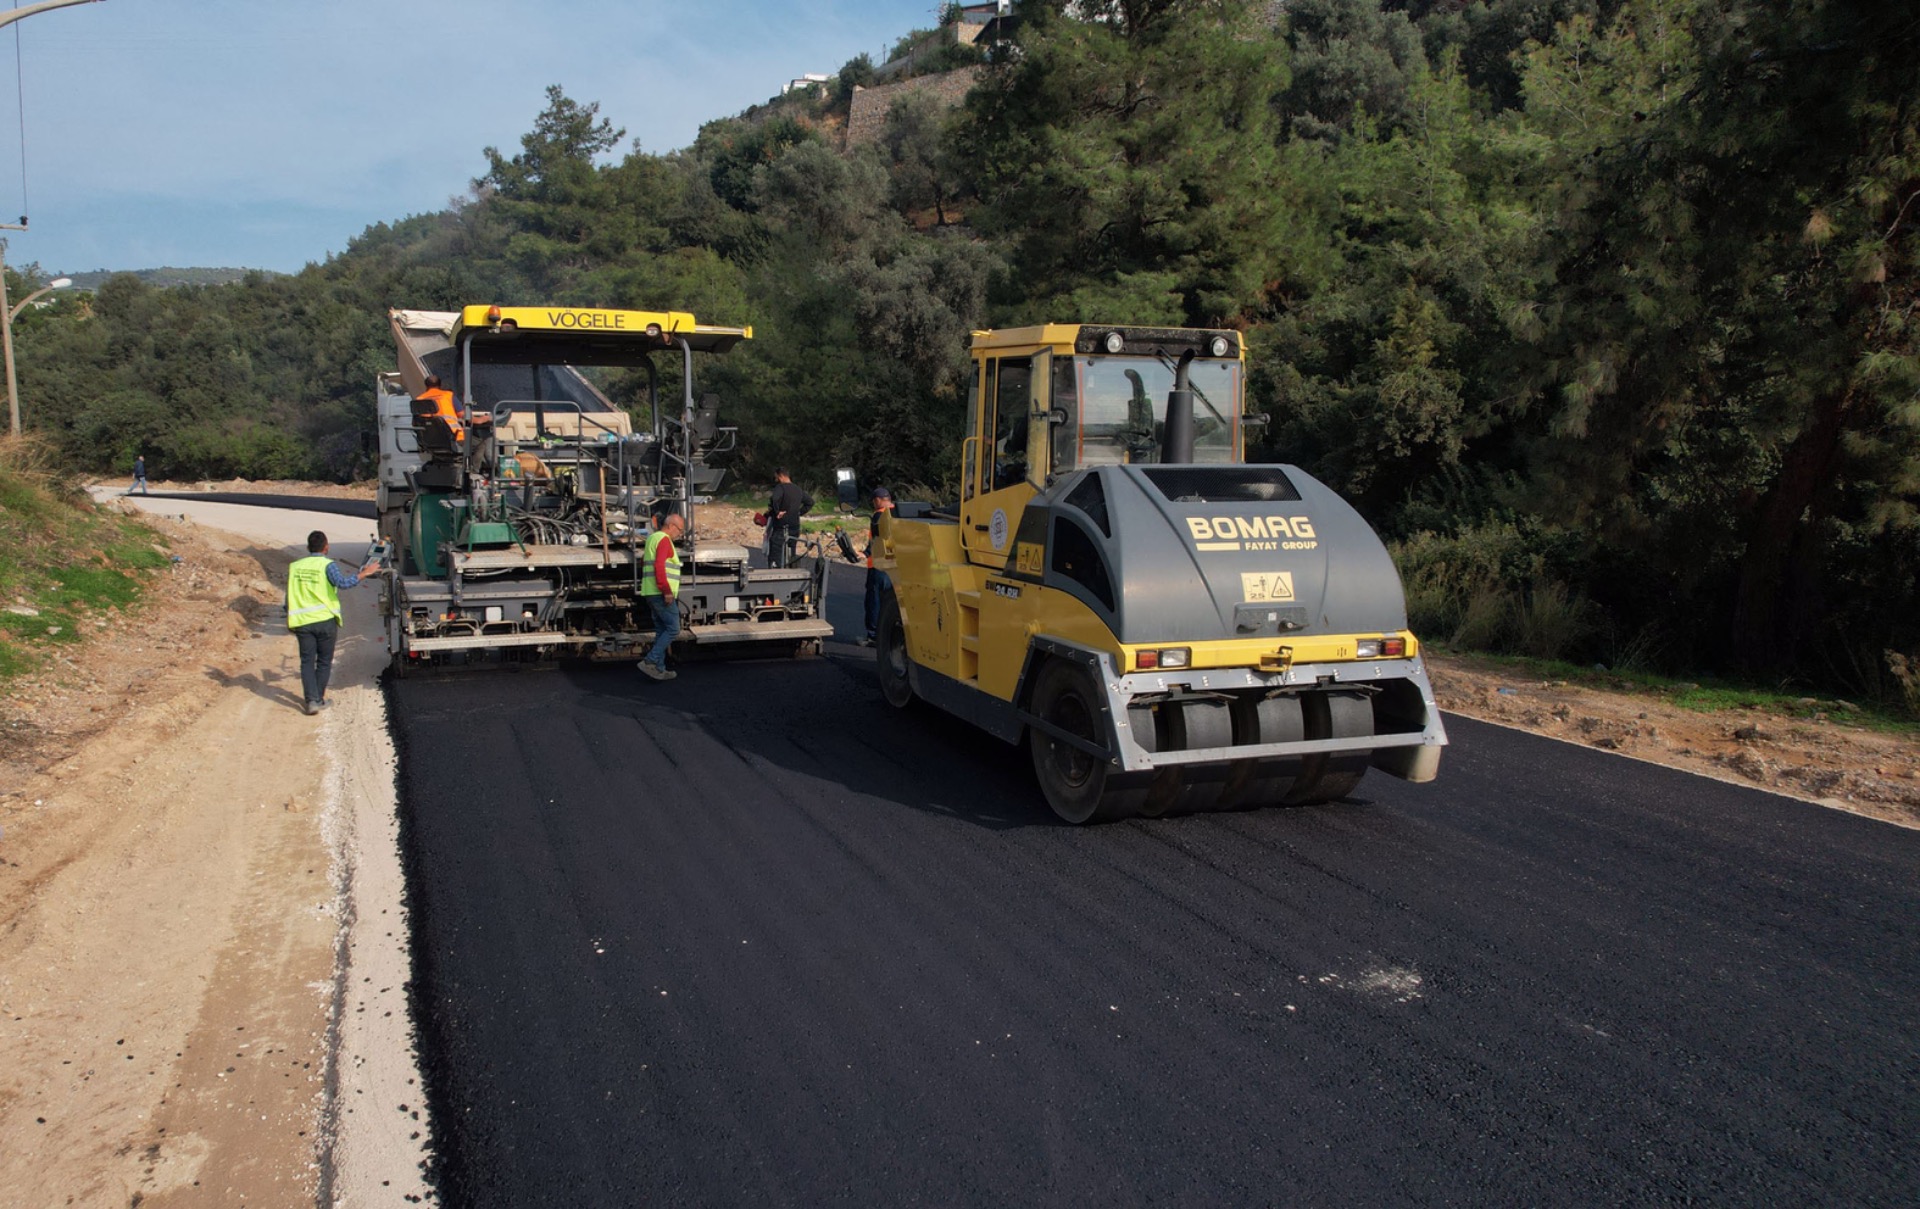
286, 555, 343, 629
640, 529, 681, 597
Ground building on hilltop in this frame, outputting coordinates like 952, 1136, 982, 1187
783, 73, 831, 95
871, 2, 1015, 84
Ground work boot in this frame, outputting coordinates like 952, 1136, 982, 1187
303, 699, 318, 716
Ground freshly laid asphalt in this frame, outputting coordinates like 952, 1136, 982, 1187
390, 579, 1920, 1206
128, 490, 378, 519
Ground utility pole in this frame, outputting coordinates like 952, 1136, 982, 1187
2, 226, 22, 437
0, 0, 104, 436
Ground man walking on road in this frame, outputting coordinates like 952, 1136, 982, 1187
859, 486, 894, 646
286, 530, 380, 715
127, 453, 148, 495
638, 511, 685, 682
765, 468, 809, 567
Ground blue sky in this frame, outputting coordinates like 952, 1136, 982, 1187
0, 0, 947, 276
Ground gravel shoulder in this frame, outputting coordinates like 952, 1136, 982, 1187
0, 489, 426, 1206
1429, 656, 1919, 828
0, 484, 1911, 1203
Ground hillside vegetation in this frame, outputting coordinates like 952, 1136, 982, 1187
2, 0, 1915, 707
0, 439, 170, 683
59, 267, 281, 290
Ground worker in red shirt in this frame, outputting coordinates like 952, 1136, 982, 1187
637, 511, 685, 682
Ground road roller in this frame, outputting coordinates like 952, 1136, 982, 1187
871, 324, 1447, 823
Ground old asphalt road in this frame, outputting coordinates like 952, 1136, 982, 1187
392, 580, 1920, 1206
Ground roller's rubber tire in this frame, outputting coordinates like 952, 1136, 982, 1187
1285, 691, 1374, 805
1027, 659, 1148, 824
1132, 697, 1235, 816
874, 595, 914, 709
1219, 694, 1306, 809
1129, 706, 1172, 818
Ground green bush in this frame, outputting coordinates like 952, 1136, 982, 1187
0, 439, 169, 687
1393, 523, 1600, 659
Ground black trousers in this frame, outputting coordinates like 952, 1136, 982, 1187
766, 525, 798, 566
294, 618, 339, 704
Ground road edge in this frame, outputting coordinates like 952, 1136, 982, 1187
1437, 704, 1918, 831
314, 608, 437, 1203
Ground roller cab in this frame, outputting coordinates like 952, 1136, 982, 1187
874, 324, 1447, 823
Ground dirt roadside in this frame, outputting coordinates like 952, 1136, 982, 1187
0, 493, 427, 1207
1426, 658, 1920, 828
0, 487, 1913, 1205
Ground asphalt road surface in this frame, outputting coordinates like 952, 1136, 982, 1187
391, 579, 1920, 1206
129, 490, 378, 520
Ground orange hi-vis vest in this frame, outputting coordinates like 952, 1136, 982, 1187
417, 386, 463, 442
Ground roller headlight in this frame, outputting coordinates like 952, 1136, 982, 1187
1209, 335, 1231, 357
1103, 330, 1125, 354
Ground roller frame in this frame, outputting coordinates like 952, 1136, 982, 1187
1013, 637, 1448, 775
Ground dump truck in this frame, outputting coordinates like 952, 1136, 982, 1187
377, 305, 832, 670
871, 324, 1447, 823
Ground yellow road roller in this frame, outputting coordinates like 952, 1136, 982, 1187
872, 324, 1447, 823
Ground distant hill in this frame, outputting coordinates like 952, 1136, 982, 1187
59, 266, 285, 290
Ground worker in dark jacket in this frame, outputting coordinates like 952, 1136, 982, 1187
765, 468, 810, 567
860, 486, 893, 645
286, 530, 380, 715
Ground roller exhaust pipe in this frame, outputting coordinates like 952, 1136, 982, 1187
1163, 349, 1196, 464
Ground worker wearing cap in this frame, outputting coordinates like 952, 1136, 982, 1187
637, 511, 684, 682
861, 486, 894, 646
286, 530, 380, 715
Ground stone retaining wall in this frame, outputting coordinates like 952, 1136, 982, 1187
844, 67, 983, 149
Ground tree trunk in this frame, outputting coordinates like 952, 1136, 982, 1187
1729, 389, 1849, 672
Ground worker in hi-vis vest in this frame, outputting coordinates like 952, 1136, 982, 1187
286, 530, 380, 715
636, 511, 685, 682
414, 373, 464, 445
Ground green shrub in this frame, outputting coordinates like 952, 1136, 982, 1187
1513, 578, 1597, 661
1392, 523, 1600, 659
1888, 650, 1920, 718
0, 441, 168, 688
